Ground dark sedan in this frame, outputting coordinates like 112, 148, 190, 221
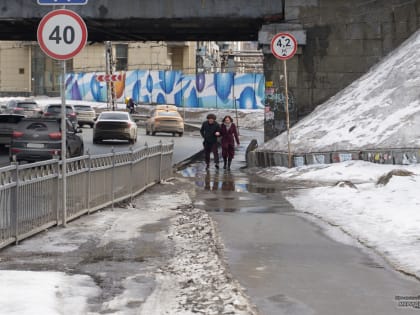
42, 104, 78, 125
9, 118, 84, 162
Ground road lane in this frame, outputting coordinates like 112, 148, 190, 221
0, 126, 204, 167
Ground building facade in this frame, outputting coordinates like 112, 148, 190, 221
0, 41, 197, 96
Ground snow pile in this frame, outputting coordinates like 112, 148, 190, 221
259, 29, 420, 153
0, 180, 257, 315
140, 204, 258, 315
0, 271, 99, 315
254, 161, 420, 278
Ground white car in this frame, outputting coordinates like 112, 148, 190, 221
93, 111, 138, 144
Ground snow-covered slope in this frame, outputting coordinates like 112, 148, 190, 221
260, 29, 420, 153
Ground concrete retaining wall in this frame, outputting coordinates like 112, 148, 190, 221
248, 147, 420, 168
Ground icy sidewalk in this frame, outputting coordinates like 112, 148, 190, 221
138, 180, 258, 315
0, 178, 257, 315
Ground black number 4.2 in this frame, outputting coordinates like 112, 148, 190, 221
49, 25, 75, 44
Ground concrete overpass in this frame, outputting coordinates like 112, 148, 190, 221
1, 0, 419, 142
0, 0, 284, 41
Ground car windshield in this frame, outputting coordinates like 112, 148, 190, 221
74, 105, 93, 111
18, 102, 37, 109
157, 111, 180, 117
100, 112, 128, 120
47, 105, 74, 114
0, 115, 24, 123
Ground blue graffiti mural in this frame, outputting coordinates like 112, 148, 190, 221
65, 70, 265, 109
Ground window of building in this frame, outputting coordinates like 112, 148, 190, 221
19, 68, 25, 74
115, 44, 128, 71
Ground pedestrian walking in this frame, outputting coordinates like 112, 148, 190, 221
200, 113, 221, 170
220, 115, 240, 170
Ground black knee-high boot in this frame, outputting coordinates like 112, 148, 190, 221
227, 159, 232, 170
223, 158, 227, 169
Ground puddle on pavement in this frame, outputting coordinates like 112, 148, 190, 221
179, 161, 302, 214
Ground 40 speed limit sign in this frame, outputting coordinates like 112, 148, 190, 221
37, 9, 87, 60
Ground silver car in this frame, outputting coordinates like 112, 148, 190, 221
4, 99, 42, 118
93, 111, 138, 144
74, 104, 96, 128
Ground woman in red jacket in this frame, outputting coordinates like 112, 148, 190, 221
220, 115, 240, 170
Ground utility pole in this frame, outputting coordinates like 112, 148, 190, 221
105, 41, 116, 110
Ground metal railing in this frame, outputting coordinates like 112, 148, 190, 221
0, 141, 174, 249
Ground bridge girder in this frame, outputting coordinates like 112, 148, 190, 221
0, 0, 284, 41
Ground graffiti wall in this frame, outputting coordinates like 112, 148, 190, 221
65, 70, 265, 109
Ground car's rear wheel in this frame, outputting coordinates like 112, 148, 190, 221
178, 132, 183, 137
146, 129, 150, 135
93, 138, 100, 144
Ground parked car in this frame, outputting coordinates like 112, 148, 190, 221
0, 114, 25, 148
3, 99, 42, 117
42, 104, 78, 125
145, 108, 184, 136
93, 111, 138, 144
9, 118, 84, 162
74, 104, 96, 128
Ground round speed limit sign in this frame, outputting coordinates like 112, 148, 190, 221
37, 9, 87, 60
271, 33, 297, 60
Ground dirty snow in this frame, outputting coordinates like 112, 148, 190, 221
259, 29, 420, 153
0, 184, 256, 315
248, 29, 420, 279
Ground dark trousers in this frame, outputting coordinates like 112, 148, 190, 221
222, 144, 235, 160
204, 142, 219, 165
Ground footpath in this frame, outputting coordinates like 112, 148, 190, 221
0, 135, 260, 315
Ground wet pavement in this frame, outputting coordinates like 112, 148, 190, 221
179, 132, 420, 315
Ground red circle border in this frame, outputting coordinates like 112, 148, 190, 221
37, 9, 87, 60
270, 32, 298, 61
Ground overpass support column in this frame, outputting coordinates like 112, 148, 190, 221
259, 24, 306, 142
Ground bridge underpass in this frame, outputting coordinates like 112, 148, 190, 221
1, 0, 419, 142
0, 0, 284, 41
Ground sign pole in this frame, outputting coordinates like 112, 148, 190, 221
37, 7, 88, 226
270, 32, 298, 168
61, 59, 67, 226
283, 59, 292, 168
60, 4, 67, 227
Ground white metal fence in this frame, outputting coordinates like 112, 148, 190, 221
0, 141, 174, 249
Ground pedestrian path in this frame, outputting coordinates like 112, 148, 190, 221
179, 133, 420, 315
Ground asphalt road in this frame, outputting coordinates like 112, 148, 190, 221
0, 126, 204, 167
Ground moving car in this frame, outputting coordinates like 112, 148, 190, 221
93, 111, 138, 144
74, 104, 96, 128
42, 104, 78, 125
9, 118, 84, 162
145, 108, 184, 136
0, 114, 25, 148
3, 99, 42, 118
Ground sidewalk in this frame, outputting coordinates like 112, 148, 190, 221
0, 176, 258, 315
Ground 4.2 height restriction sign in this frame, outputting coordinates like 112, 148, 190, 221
270, 33, 297, 60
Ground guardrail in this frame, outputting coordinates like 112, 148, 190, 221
247, 146, 420, 168
0, 141, 173, 249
